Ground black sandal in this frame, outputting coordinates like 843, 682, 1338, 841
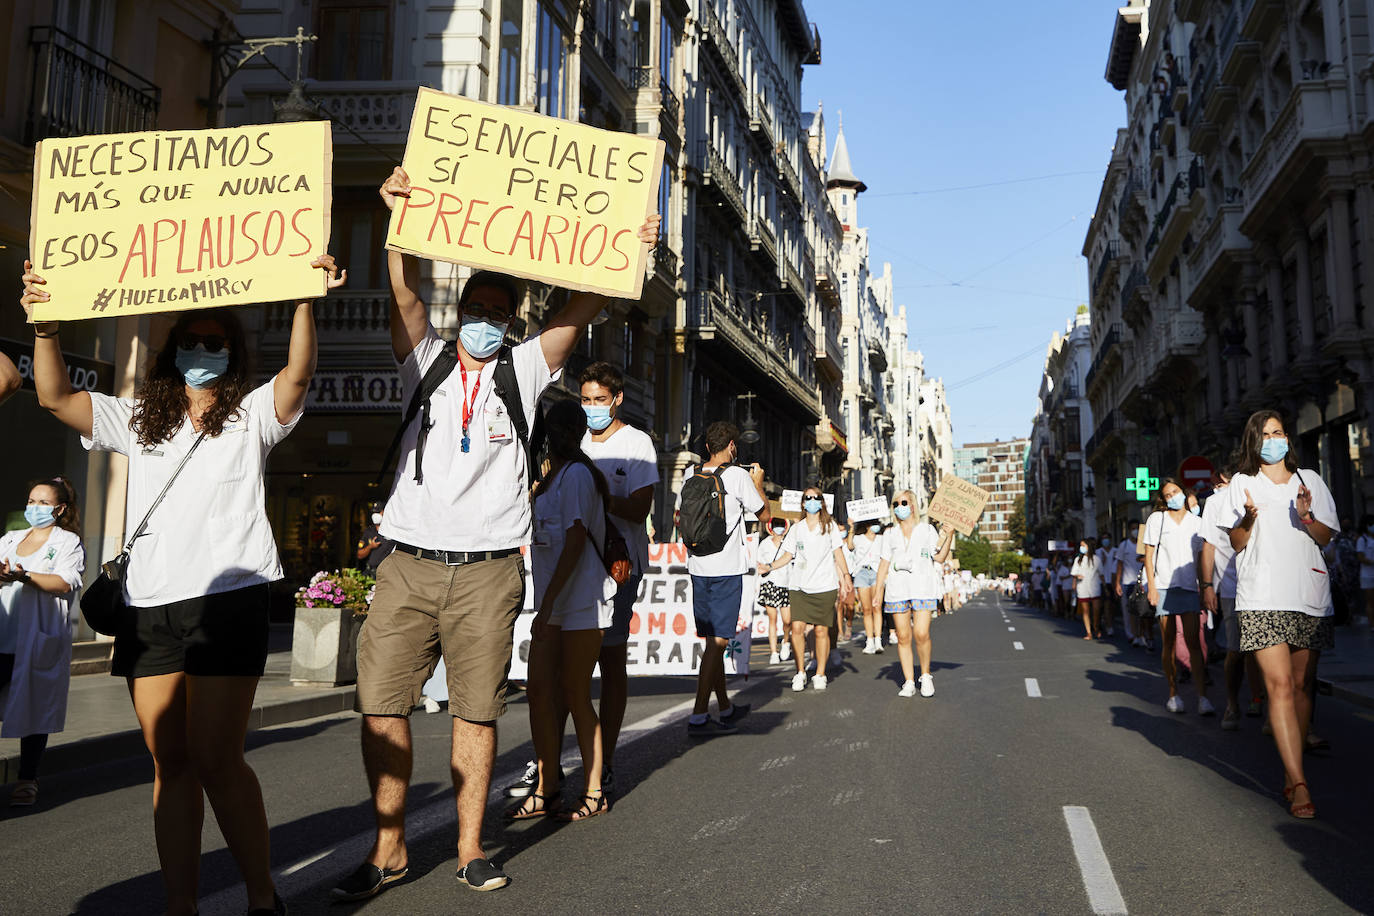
508, 790, 560, 820
560, 789, 608, 821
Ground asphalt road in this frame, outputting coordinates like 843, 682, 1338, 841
4, 593, 1373, 915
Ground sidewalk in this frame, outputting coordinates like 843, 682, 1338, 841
1318, 622, 1374, 710
0, 625, 356, 784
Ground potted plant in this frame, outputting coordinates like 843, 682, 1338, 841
289, 569, 376, 687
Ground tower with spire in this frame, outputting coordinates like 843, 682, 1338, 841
826, 112, 867, 230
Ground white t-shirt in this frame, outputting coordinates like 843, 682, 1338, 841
878, 522, 941, 601
757, 535, 790, 589
678, 463, 765, 577
1097, 546, 1117, 582
1072, 554, 1102, 599
1357, 533, 1374, 589
582, 422, 659, 576
780, 517, 846, 594
1217, 469, 1340, 616
532, 462, 614, 624
1115, 538, 1142, 585
380, 327, 559, 552
0, 527, 85, 654
1142, 509, 1204, 592
1201, 487, 1238, 599
84, 381, 297, 606
850, 533, 881, 572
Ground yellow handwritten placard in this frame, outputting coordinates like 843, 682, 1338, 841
28, 121, 332, 321
385, 87, 664, 298
928, 475, 991, 537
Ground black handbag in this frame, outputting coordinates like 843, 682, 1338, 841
81, 432, 206, 636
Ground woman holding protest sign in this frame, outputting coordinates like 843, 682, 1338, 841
512, 400, 616, 822
874, 492, 954, 698
759, 486, 855, 692
21, 252, 344, 915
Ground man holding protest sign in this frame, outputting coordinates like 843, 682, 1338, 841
334, 165, 658, 900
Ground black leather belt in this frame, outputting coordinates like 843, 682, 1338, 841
393, 543, 520, 566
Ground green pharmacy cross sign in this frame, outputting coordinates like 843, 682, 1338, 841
1125, 467, 1158, 501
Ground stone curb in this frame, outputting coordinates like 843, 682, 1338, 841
1319, 678, 1374, 712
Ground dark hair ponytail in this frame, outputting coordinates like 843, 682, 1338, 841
28, 475, 81, 537
532, 399, 610, 503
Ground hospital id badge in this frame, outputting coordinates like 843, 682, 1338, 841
487, 414, 512, 442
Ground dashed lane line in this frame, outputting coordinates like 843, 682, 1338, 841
1025, 678, 1042, 698
1013, 641, 1025, 650
1063, 806, 1128, 914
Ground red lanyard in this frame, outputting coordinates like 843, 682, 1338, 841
459, 363, 481, 452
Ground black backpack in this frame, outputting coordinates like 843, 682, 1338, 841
678, 463, 735, 556
376, 343, 544, 487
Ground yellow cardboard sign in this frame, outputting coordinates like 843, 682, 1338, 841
385, 87, 664, 298
29, 122, 332, 321
928, 475, 991, 537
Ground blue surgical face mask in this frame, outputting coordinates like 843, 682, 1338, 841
1079, 545, 1088, 555
459, 315, 508, 358
1260, 437, 1289, 465
803, 498, 823, 515
175, 344, 230, 389
583, 404, 614, 431
1166, 494, 1186, 511
24, 505, 57, 529
894, 505, 912, 521
1189, 505, 1200, 516
869, 524, 882, 534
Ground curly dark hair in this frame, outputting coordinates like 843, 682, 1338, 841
130, 308, 252, 447
26, 475, 81, 537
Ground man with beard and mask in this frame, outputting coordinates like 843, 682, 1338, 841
356, 506, 395, 573
335, 167, 660, 900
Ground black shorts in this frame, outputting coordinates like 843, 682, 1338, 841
111, 583, 271, 679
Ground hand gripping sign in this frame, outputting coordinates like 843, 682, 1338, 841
927, 475, 990, 536
385, 87, 665, 298
28, 122, 332, 321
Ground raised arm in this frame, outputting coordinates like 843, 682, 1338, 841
539, 214, 661, 373
274, 255, 346, 425
19, 260, 92, 438
379, 168, 431, 362
1228, 489, 1257, 552
933, 527, 955, 565
0, 352, 19, 403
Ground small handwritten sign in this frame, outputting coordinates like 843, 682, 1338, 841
29, 121, 332, 321
845, 497, 889, 522
928, 475, 990, 536
386, 87, 664, 297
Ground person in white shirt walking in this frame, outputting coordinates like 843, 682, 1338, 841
1143, 478, 1213, 716
1071, 539, 1104, 639
1096, 539, 1118, 636
848, 521, 884, 654
1199, 461, 1261, 730
759, 486, 855, 692
1218, 410, 1339, 819
757, 518, 793, 664
873, 491, 953, 697
677, 421, 769, 734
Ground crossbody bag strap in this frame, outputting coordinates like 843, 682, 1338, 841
123, 430, 208, 555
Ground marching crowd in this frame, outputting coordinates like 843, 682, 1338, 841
1023, 409, 1354, 822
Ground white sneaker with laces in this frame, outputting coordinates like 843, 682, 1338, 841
918, 673, 935, 698
780, 643, 792, 662
1166, 695, 1186, 714
791, 671, 808, 692
811, 674, 828, 691
1197, 697, 1217, 717
769, 651, 781, 665
898, 680, 917, 698
889, 631, 899, 645
862, 640, 877, 655
874, 641, 885, 654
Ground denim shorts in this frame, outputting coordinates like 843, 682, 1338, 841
1156, 587, 1201, 616
601, 573, 642, 647
691, 574, 743, 639
853, 567, 878, 588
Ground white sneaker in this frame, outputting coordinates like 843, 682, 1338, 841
898, 680, 917, 698
421, 695, 441, 714
919, 673, 935, 698
791, 671, 808, 692
862, 640, 877, 655
780, 643, 792, 662
889, 631, 899, 645
811, 675, 828, 691
1198, 697, 1216, 717
769, 652, 781, 665
874, 641, 885, 654
1166, 696, 1186, 714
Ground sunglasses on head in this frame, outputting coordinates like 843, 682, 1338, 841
177, 332, 229, 353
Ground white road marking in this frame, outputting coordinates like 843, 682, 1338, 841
1013, 641, 1024, 650
1062, 806, 1128, 915
1008, 626, 1016, 631
1025, 678, 1042, 698
281, 848, 332, 876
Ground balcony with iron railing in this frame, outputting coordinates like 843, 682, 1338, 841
686, 290, 818, 414
749, 215, 778, 266
629, 66, 680, 129
750, 92, 776, 150
1116, 166, 1147, 227
652, 237, 679, 282
701, 139, 748, 224
816, 313, 843, 382
1092, 240, 1122, 298
1120, 266, 1149, 323
816, 257, 841, 308
242, 81, 419, 145
700, 4, 749, 100
776, 149, 802, 200
581, 4, 619, 77
26, 26, 160, 144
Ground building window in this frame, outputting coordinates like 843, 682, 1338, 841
316, 2, 390, 80
536, 4, 570, 119
658, 163, 672, 239
659, 13, 675, 84
498, 0, 523, 105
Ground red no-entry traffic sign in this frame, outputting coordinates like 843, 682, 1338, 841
1179, 455, 1215, 489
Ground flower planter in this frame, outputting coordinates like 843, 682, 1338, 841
290, 605, 365, 687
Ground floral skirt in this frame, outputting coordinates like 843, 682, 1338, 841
758, 581, 789, 608
1237, 610, 1335, 653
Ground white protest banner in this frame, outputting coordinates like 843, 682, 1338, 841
845, 497, 889, 523
779, 490, 834, 517
928, 475, 990, 536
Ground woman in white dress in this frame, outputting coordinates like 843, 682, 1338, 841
757, 519, 792, 664
1218, 410, 1338, 819
0, 476, 85, 806
1071, 538, 1103, 640
1143, 478, 1213, 717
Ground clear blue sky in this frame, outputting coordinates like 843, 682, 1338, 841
801, 0, 1126, 446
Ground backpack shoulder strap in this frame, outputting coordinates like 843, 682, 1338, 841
491, 344, 544, 480
375, 345, 459, 487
